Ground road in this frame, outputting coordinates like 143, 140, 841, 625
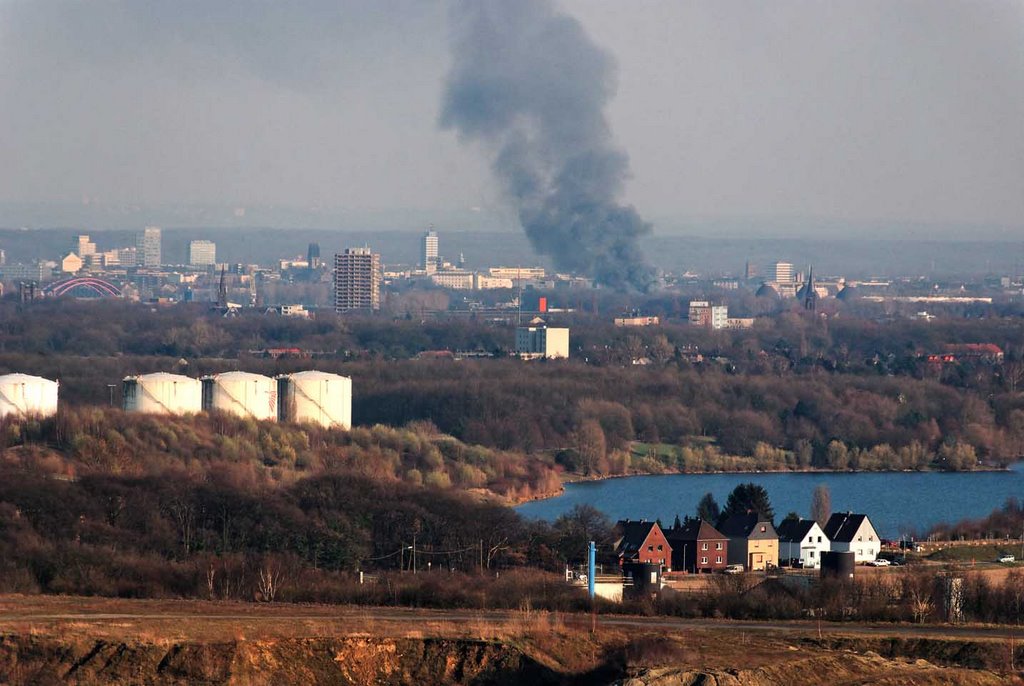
1, 604, 1021, 643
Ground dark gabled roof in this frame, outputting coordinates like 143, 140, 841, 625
717, 513, 777, 539
776, 519, 817, 543
614, 520, 659, 555
823, 512, 871, 543
666, 518, 727, 543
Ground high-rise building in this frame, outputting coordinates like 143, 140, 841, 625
117, 247, 138, 267
307, 242, 322, 270
189, 240, 217, 266
772, 261, 793, 283
136, 226, 162, 267
334, 248, 382, 312
744, 261, 757, 280
422, 229, 439, 273
74, 235, 97, 257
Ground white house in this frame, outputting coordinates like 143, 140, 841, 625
776, 518, 829, 569
823, 512, 880, 563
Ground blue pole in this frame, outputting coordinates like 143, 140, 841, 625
588, 540, 595, 600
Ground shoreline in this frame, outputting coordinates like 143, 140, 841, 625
508, 463, 1014, 507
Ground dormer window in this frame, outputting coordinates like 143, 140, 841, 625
760, 526, 766, 532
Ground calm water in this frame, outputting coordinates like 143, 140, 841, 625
516, 464, 1024, 538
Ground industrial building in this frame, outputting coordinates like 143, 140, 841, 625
515, 321, 569, 359
123, 373, 202, 415
201, 372, 276, 421
334, 248, 382, 312
189, 240, 217, 267
276, 371, 352, 429
0, 374, 59, 418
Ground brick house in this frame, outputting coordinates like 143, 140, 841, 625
613, 520, 672, 568
665, 518, 728, 573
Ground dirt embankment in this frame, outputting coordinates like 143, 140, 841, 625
0, 636, 568, 686
1, 633, 1017, 686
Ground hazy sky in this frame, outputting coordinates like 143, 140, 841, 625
1, 0, 1022, 233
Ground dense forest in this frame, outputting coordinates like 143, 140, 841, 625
1, 298, 1022, 473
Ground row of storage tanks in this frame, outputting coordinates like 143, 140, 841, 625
0, 372, 351, 429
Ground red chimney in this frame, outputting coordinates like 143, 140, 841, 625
538, 296, 548, 313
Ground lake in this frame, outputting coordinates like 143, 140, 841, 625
515, 464, 1024, 538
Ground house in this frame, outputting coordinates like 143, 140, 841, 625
717, 513, 778, 571
613, 520, 672, 568
776, 518, 829, 569
823, 512, 880, 563
665, 518, 728, 573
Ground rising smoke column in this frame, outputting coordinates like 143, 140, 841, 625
440, 0, 655, 291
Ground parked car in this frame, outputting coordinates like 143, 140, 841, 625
998, 555, 1016, 563
866, 559, 891, 567
723, 564, 745, 575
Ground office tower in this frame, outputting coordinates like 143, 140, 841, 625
74, 235, 97, 257
744, 261, 757, 280
422, 229, 438, 273
333, 248, 382, 312
772, 261, 793, 283
307, 242, 321, 270
189, 240, 217, 266
117, 247, 137, 267
136, 226, 162, 267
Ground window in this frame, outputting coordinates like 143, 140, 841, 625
648, 545, 653, 552
857, 536, 862, 541
716, 542, 723, 550
810, 550, 815, 557
657, 544, 663, 551
715, 556, 722, 564
701, 556, 708, 564
701, 543, 708, 551
817, 536, 822, 543
760, 525, 766, 532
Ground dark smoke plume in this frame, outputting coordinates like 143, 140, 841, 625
440, 0, 655, 291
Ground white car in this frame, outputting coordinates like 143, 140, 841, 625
866, 559, 891, 567
998, 555, 1016, 563
723, 564, 745, 575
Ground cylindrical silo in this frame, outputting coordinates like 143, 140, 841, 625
201, 372, 277, 421
123, 373, 202, 415
277, 371, 351, 429
0, 374, 59, 418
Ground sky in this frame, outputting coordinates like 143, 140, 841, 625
0, 0, 1022, 236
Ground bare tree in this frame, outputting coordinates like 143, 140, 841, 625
810, 484, 831, 528
256, 561, 284, 602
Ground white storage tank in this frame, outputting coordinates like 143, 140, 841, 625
201, 372, 277, 421
277, 371, 352, 429
0, 374, 59, 418
123, 373, 202, 415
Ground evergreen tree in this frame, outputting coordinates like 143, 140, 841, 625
721, 483, 775, 523
696, 492, 721, 522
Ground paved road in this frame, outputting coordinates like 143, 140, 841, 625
2, 607, 1021, 642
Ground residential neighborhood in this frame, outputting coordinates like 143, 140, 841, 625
609, 509, 883, 587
